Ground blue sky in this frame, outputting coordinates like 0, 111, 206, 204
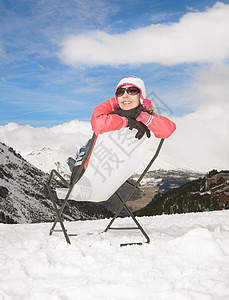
0, 0, 229, 127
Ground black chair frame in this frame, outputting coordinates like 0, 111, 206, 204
46, 132, 164, 246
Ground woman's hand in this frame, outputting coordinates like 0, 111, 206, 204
127, 118, 151, 139
109, 106, 142, 119
110, 109, 150, 139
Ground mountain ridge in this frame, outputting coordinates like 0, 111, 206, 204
0, 141, 112, 224
135, 169, 229, 217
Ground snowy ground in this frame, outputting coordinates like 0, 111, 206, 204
1, 210, 229, 300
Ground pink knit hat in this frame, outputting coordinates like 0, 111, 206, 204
114, 76, 152, 109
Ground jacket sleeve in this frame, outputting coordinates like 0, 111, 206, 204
137, 111, 176, 139
91, 98, 128, 135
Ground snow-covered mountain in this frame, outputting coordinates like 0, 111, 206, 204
2, 139, 199, 223
24, 146, 73, 179
102, 169, 204, 215
21, 143, 201, 176
0, 141, 112, 224
134, 169, 204, 192
1, 138, 227, 226
0, 121, 93, 177
136, 169, 229, 217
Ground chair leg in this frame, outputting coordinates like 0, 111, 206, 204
47, 167, 82, 244
48, 189, 70, 233
105, 139, 164, 245
104, 192, 150, 245
46, 182, 71, 244
122, 203, 150, 244
47, 134, 98, 244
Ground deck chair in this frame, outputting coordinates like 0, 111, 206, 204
47, 127, 164, 246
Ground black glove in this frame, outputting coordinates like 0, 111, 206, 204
109, 108, 151, 139
109, 106, 142, 119
126, 118, 151, 140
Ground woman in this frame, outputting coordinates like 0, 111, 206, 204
91, 75, 176, 139
69, 76, 176, 184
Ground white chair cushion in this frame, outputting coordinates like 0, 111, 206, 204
56, 127, 158, 202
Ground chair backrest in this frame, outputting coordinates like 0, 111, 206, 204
56, 128, 160, 202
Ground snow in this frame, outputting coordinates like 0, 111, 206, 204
1, 210, 229, 300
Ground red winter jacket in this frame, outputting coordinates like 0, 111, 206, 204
91, 97, 176, 139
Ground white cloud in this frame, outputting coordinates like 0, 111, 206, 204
0, 120, 92, 154
162, 60, 229, 112
191, 61, 229, 102
163, 61, 229, 171
0, 120, 92, 175
166, 100, 229, 171
58, 2, 229, 66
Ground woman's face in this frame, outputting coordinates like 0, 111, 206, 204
117, 85, 140, 110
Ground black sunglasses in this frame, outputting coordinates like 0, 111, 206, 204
116, 86, 140, 97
